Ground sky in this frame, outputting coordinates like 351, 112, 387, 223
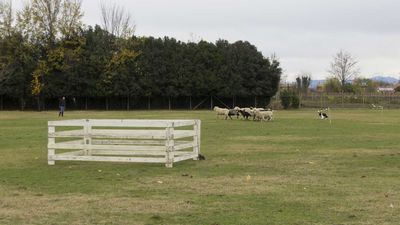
13, 0, 400, 81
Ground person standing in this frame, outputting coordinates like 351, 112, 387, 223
59, 97, 66, 117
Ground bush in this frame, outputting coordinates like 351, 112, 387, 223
280, 90, 292, 109
280, 89, 300, 109
291, 93, 300, 108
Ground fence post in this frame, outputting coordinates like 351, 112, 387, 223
341, 91, 344, 108
84, 119, 92, 156
362, 92, 365, 106
165, 122, 175, 168
193, 120, 201, 160
320, 93, 322, 108
299, 93, 302, 108
48, 125, 55, 165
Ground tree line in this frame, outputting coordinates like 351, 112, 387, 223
0, 0, 281, 110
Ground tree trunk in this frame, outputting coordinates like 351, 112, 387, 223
105, 97, 109, 110
37, 97, 41, 111
42, 97, 45, 111
0, 95, 3, 110
147, 96, 151, 110
210, 96, 213, 110
127, 96, 130, 111
299, 93, 302, 109
320, 93, 322, 108
20, 97, 25, 111
341, 91, 344, 108
85, 97, 88, 110
232, 96, 235, 108
189, 96, 192, 110
168, 97, 171, 110
254, 96, 257, 107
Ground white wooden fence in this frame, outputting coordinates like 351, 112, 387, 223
48, 119, 201, 167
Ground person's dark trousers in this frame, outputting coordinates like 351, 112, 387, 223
59, 106, 65, 117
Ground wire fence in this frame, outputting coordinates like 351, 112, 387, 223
0, 95, 271, 111
2, 93, 400, 110
293, 92, 400, 109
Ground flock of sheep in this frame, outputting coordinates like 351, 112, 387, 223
213, 106, 273, 122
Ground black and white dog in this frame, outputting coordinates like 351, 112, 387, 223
318, 109, 329, 119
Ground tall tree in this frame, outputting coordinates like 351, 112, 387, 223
102, 47, 140, 110
328, 50, 359, 88
77, 25, 113, 109
1, 10, 283, 111
17, 0, 84, 110
296, 73, 311, 94
0, 33, 37, 110
216, 39, 244, 98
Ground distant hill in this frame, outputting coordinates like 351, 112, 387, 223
370, 76, 398, 84
308, 76, 399, 90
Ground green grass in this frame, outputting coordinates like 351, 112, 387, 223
0, 109, 399, 225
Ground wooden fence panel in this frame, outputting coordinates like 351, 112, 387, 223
48, 119, 201, 167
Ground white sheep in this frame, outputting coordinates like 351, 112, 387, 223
213, 106, 230, 120
253, 108, 273, 122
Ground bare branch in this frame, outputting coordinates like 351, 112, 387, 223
328, 50, 360, 87
29, 0, 62, 44
16, 0, 83, 44
100, 0, 135, 38
0, 0, 13, 37
59, 0, 84, 39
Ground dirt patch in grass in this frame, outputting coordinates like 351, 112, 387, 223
327, 191, 400, 225
129, 175, 290, 197
0, 185, 194, 225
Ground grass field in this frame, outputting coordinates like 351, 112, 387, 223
0, 109, 399, 225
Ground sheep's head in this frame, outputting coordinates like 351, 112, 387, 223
213, 106, 219, 111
